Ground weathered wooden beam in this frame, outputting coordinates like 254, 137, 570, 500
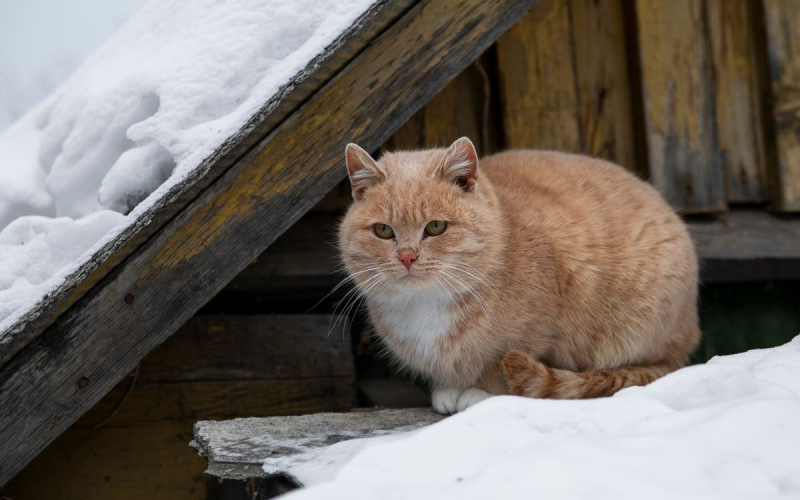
633, 0, 727, 213
0, 0, 417, 367
495, 0, 638, 173
760, 0, 800, 211
687, 209, 800, 282
0, 0, 539, 486
707, 0, 769, 203
688, 210, 800, 261
496, 0, 583, 153
570, 0, 638, 173
191, 408, 444, 482
2, 314, 355, 499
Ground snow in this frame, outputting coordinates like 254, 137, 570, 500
0, 0, 377, 335
282, 337, 800, 499
0, 0, 146, 133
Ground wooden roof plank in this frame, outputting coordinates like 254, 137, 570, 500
0, 0, 417, 367
0, 0, 539, 485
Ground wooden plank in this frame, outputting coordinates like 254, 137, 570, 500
307, 179, 352, 213
570, 0, 638, 172
687, 209, 800, 260
230, 213, 342, 281
2, 422, 210, 500
760, 0, 800, 211
384, 53, 498, 156
2, 314, 354, 499
496, 0, 582, 152
0, 0, 418, 367
0, 0, 538, 486
707, 0, 768, 203
633, 0, 726, 213
80, 379, 357, 427
422, 58, 493, 156
384, 109, 425, 150
192, 408, 444, 481
140, 315, 354, 382
2, 378, 355, 500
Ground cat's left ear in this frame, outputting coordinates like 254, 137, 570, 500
345, 143, 386, 200
436, 137, 479, 192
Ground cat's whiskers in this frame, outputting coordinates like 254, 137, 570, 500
309, 266, 383, 313
431, 273, 467, 322
328, 272, 384, 337
335, 273, 388, 339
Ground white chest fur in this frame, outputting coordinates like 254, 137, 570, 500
372, 288, 453, 363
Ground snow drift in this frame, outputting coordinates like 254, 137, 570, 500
0, 0, 376, 335
281, 336, 800, 499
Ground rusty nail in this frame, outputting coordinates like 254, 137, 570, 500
77, 377, 90, 388
124, 293, 134, 304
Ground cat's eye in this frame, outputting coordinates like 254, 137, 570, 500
373, 223, 395, 239
424, 220, 447, 237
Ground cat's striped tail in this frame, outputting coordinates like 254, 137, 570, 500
501, 351, 675, 399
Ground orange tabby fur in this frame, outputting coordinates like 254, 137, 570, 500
338, 138, 700, 413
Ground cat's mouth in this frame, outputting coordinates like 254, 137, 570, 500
397, 271, 429, 284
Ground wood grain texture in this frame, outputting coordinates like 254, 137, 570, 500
384, 53, 498, 156
634, 0, 727, 213
496, 0, 637, 172
2, 422, 209, 500
0, 0, 538, 486
760, 0, 800, 211
0, 0, 417, 367
140, 315, 355, 382
687, 209, 800, 261
230, 212, 342, 281
2, 380, 354, 500
2, 314, 355, 499
193, 408, 444, 481
707, 0, 768, 203
497, 0, 582, 152
570, 0, 638, 172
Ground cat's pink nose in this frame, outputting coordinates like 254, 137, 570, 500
399, 251, 417, 271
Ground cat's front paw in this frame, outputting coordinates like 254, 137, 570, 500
432, 387, 462, 415
457, 388, 491, 412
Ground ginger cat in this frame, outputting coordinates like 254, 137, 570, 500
338, 138, 700, 414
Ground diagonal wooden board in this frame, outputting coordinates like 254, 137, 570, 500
0, 0, 417, 367
0, 0, 539, 485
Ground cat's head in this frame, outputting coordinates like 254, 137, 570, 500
338, 137, 502, 295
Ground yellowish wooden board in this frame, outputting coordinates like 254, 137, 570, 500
496, 0, 582, 152
634, 0, 727, 213
761, 0, 800, 211
707, 0, 768, 203
571, 0, 638, 173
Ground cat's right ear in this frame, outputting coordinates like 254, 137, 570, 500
345, 143, 385, 200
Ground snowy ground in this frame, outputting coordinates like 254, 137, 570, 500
0, 0, 376, 335
276, 337, 800, 499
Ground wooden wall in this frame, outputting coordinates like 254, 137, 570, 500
1, 314, 356, 500
5, 1, 800, 499
384, 0, 800, 214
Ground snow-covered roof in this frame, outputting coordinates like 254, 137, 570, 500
0, 0, 377, 341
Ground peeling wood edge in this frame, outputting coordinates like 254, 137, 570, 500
0, 0, 418, 367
